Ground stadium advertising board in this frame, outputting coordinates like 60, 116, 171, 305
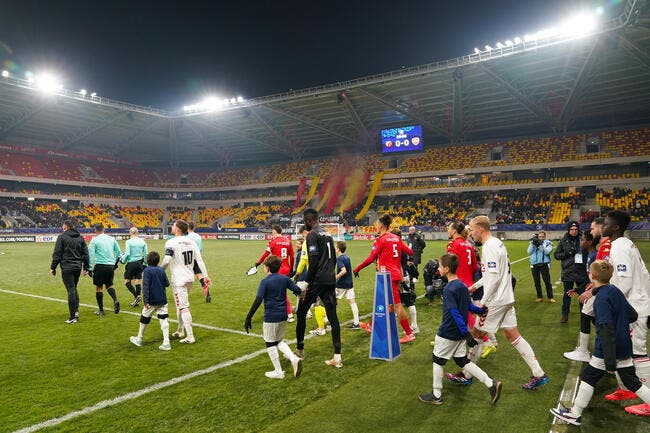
217, 234, 240, 240
353, 234, 376, 241
240, 233, 266, 241
0, 236, 36, 243
381, 125, 422, 154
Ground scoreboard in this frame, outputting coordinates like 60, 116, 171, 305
381, 125, 423, 154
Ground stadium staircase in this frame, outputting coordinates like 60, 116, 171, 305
161, 209, 170, 229
356, 172, 384, 220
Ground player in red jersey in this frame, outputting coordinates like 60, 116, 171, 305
254, 225, 296, 321
353, 214, 416, 344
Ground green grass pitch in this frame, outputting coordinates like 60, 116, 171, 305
0, 239, 648, 433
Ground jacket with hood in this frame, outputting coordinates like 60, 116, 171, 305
554, 224, 588, 283
51, 228, 90, 272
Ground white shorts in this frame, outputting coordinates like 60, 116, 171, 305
336, 288, 356, 300
589, 356, 634, 370
582, 295, 595, 317
474, 303, 518, 334
172, 282, 192, 310
631, 316, 649, 356
263, 321, 287, 343
141, 304, 169, 318
433, 335, 467, 360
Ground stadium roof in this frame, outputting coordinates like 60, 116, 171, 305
0, 0, 649, 168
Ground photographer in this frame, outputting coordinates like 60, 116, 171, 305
554, 221, 589, 323
527, 231, 554, 303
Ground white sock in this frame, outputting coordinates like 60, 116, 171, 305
181, 310, 194, 339
464, 361, 493, 388
572, 381, 594, 416
137, 322, 147, 339
633, 356, 650, 387
350, 302, 360, 324
578, 332, 590, 352
512, 336, 545, 378
266, 345, 282, 372
408, 306, 418, 329
277, 341, 296, 361
433, 363, 444, 398
176, 307, 183, 333
636, 384, 650, 404
333, 353, 342, 363
160, 318, 170, 344
489, 333, 498, 346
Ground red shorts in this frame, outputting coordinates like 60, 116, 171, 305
391, 280, 402, 304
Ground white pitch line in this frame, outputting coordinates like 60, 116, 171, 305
0, 288, 263, 338
12, 347, 270, 433
548, 335, 583, 433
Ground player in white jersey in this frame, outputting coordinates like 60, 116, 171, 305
188, 221, 211, 303
601, 210, 650, 416
446, 215, 549, 390
161, 219, 211, 344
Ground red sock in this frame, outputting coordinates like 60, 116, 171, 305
400, 318, 412, 335
286, 295, 292, 314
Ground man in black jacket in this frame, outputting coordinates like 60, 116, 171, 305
554, 221, 588, 323
50, 220, 90, 324
407, 226, 426, 270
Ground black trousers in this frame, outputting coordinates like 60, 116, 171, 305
531, 263, 553, 299
61, 268, 81, 318
296, 284, 341, 354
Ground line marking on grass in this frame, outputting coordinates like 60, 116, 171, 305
548, 336, 583, 433
11, 347, 270, 433
0, 288, 263, 338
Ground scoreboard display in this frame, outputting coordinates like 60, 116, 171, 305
381, 125, 423, 154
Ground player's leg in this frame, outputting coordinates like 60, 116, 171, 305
500, 306, 547, 389
177, 283, 195, 343
274, 322, 302, 377
551, 360, 607, 425
295, 288, 318, 355
171, 285, 184, 338
624, 317, 650, 413
565, 311, 592, 362
322, 287, 342, 367
347, 289, 360, 328
124, 264, 138, 299
392, 281, 414, 341
419, 336, 450, 404
104, 266, 119, 314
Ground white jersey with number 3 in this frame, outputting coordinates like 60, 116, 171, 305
162, 236, 208, 285
479, 236, 515, 307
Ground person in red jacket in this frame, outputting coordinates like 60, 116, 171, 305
354, 214, 416, 344
254, 225, 296, 322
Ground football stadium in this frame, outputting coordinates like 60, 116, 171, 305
1, 1, 649, 432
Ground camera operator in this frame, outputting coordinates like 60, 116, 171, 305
527, 230, 554, 303
554, 221, 589, 323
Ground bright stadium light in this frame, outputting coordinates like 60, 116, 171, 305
80, 88, 87, 96
230, 98, 236, 104
485, 45, 493, 51
496, 42, 504, 49
560, 12, 597, 37
90, 92, 97, 98
505, 40, 514, 47
222, 98, 229, 105
36, 73, 61, 93
237, 96, 244, 103
474, 47, 481, 54
595, 6, 604, 15
1, 70, 8, 78
514, 37, 522, 45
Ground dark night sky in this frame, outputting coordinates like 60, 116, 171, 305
0, 0, 605, 110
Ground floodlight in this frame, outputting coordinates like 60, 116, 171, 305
1, 70, 8, 78
595, 6, 604, 15
523, 34, 533, 42
223, 98, 229, 105
474, 48, 481, 54
36, 73, 60, 93
496, 42, 504, 49
514, 37, 522, 45
237, 96, 244, 103
90, 92, 97, 98
79, 89, 87, 96
230, 98, 236, 104
27, 76, 35, 84
485, 45, 493, 51
505, 40, 513, 46
201, 96, 220, 110
560, 13, 597, 37
183, 105, 192, 111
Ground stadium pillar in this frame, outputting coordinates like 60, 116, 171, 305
369, 272, 401, 361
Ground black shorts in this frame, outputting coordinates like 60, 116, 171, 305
192, 260, 202, 275
124, 260, 144, 280
93, 264, 115, 288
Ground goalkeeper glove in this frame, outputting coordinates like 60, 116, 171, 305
353, 271, 360, 278
244, 316, 252, 333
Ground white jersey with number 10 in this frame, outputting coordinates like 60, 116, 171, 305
162, 236, 208, 285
